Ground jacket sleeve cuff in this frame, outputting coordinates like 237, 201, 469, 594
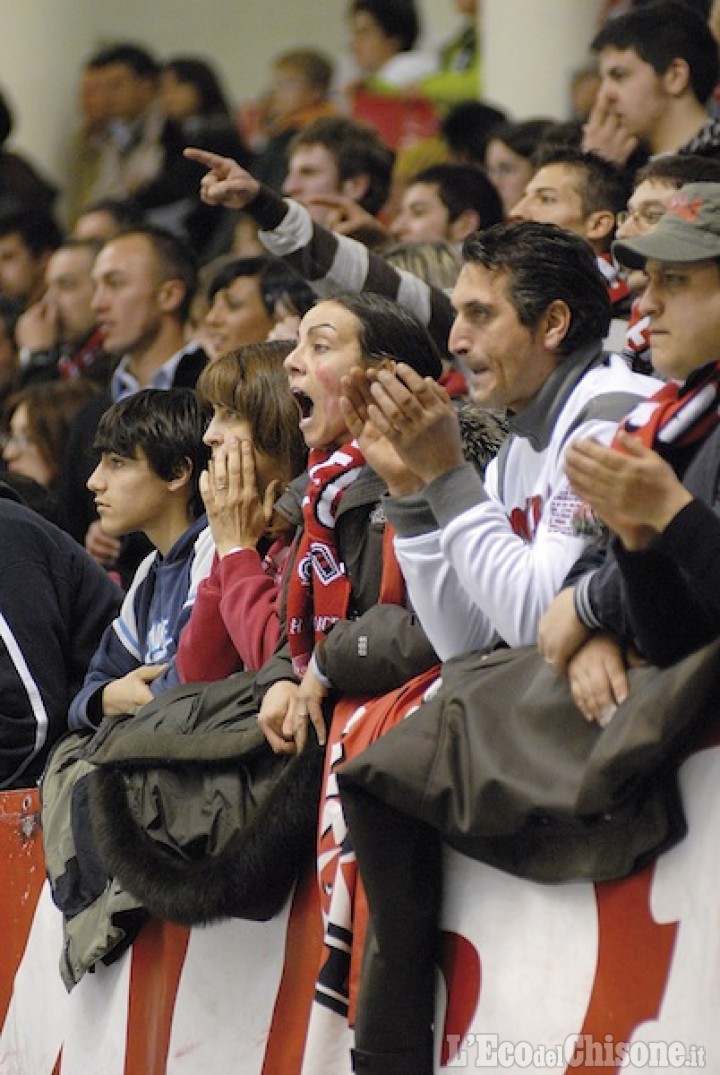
573, 571, 603, 630
423, 462, 488, 526
383, 490, 437, 537
247, 184, 290, 230
309, 650, 333, 689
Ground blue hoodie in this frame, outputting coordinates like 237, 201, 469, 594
69, 515, 214, 731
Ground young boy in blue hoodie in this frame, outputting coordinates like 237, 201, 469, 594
68, 387, 214, 731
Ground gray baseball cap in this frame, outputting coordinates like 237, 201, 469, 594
613, 181, 720, 269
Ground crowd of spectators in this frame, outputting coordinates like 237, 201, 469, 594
2, 1, 720, 1071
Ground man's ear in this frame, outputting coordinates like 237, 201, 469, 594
341, 173, 371, 206
584, 208, 615, 245
158, 278, 186, 316
168, 457, 193, 493
541, 298, 572, 351
448, 208, 480, 243
662, 57, 691, 98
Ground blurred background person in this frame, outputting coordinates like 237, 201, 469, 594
1, 379, 101, 526
15, 238, 112, 388
484, 117, 557, 217
249, 48, 337, 195
199, 255, 317, 360
0, 89, 57, 219
346, 0, 436, 100
71, 196, 146, 244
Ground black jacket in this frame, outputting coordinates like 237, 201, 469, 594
0, 483, 121, 787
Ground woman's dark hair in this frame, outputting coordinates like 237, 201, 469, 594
197, 340, 308, 479
327, 291, 443, 379
162, 57, 232, 117
93, 388, 212, 519
208, 256, 317, 318
462, 221, 612, 355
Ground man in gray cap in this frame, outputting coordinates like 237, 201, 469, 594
540, 180, 720, 718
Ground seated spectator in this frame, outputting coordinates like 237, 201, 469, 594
159, 56, 253, 259
253, 290, 444, 761
615, 153, 720, 372
0, 478, 120, 788
484, 117, 557, 217
160, 55, 248, 163
250, 48, 338, 196
200, 255, 317, 361
15, 238, 113, 388
0, 89, 57, 218
346, 0, 436, 100
68, 387, 213, 732
79, 44, 165, 207
177, 340, 308, 681
71, 196, 145, 244
440, 98, 507, 166
65, 55, 116, 227
0, 208, 62, 312
584, 1, 720, 168
540, 181, 720, 711
2, 379, 101, 504
281, 115, 395, 230
510, 145, 632, 318
388, 162, 503, 243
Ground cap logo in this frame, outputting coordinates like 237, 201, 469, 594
668, 193, 703, 223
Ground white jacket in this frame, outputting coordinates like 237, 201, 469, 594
385, 346, 662, 660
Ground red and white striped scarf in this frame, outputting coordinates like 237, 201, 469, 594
615, 361, 720, 454
286, 441, 366, 678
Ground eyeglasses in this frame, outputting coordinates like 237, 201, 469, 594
0, 431, 35, 453
616, 207, 667, 232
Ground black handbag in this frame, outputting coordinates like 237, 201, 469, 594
338, 637, 720, 882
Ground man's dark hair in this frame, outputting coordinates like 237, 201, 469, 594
591, 1, 719, 105
56, 236, 104, 261
87, 43, 160, 81
207, 255, 317, 318
290, 116, 394, 215
531, 145, 632, 218
0, 209, 62, 257
411, 163, 504, 230
93, 387, 211, 519
77, 197, 146, 232
440, 100, 507, 164
111, 225, 198, 323
487, 118, 558, 163
635, 152, 720, 187
462, 221, 612, 355
349, 0, 421, 52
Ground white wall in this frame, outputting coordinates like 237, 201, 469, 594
483, 0, 604, 120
